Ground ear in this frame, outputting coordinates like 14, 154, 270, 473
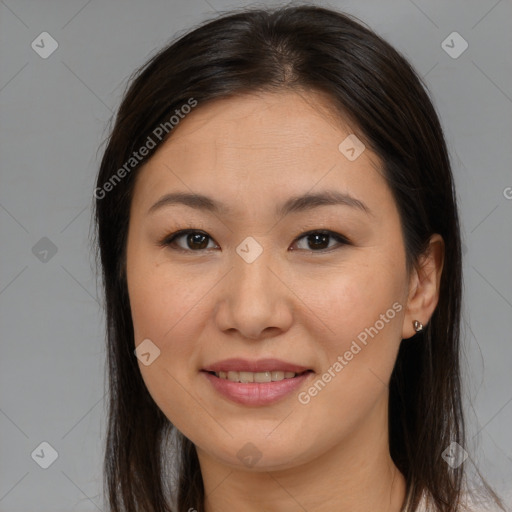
402, 234, 445, 339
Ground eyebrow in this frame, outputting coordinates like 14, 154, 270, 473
147, 190, 372, 217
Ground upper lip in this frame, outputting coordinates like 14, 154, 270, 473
202, 358, 311, 373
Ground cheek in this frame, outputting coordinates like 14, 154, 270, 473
128, 237, 205, 336
127, 249, 226, 418
128, 258, 218, 436
297, 256, 405, 348
296, 255, 405, 401
290, 270, 404, 442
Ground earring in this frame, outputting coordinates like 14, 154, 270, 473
413, 320, 424, 332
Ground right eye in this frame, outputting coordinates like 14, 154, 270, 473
160, 229, 219, 252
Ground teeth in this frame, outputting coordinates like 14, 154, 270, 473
214, 370, 300, 382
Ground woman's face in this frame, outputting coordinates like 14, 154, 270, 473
126, 90, 414, 471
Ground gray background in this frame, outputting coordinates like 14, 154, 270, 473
1, 0, 511, 510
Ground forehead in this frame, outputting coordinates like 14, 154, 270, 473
131, 90, 393, 220
157, 90, 356, 157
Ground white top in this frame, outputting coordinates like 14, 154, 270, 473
415, 492, 508, 511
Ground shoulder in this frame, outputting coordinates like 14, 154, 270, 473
458, 489, 511, 512
416, 492, 509, 512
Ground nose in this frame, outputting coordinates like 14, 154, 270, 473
214, 248, 294, 340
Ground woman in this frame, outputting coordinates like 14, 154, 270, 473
94, 5, 506, 511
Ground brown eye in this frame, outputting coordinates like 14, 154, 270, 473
306, 233, 330, 250
185, 232, 210, 250
292, 230, 349, 252
162, 230, 218, 251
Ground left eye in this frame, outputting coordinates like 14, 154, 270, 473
292, 230, 349, 251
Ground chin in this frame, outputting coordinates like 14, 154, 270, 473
194, 431, 317, 472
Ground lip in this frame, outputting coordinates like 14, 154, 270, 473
202, 370, 313, 406
202, 358, 311, 373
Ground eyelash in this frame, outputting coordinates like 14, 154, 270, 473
158, 228, 351, 253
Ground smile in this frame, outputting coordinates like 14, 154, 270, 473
209, 370, 309, 383
201, 369, 314, 406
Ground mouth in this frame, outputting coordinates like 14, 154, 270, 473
200, 359, 315, 406
200, 358, 315, 407
204, 369, 313, 383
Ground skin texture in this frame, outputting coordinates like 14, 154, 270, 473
125, 90, 444, 512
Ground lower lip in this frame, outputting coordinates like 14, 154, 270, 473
202, 371, 313, 406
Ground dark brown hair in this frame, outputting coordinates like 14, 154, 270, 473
94, 4, 504, 511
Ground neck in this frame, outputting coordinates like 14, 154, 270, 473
197, 394, 406, 512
